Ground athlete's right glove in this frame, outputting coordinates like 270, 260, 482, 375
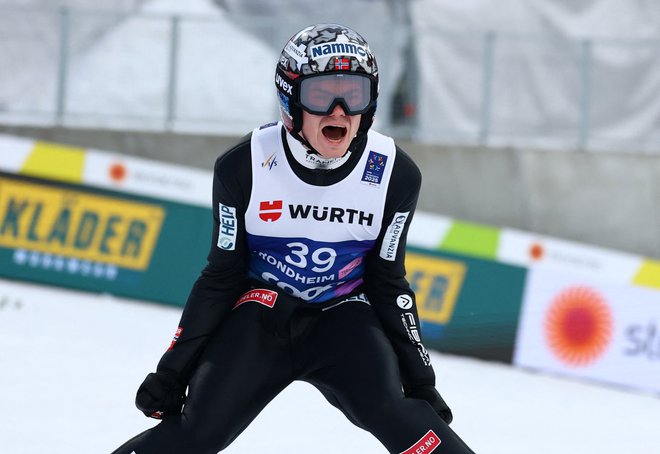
404, 384, 453, 425
135, 370, 187, 419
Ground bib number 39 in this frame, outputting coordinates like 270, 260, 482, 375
285, 242, 336, 272
262, 242, 339, 301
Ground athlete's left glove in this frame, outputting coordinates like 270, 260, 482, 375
404, 384, 453, 425
135, 370, 187, 419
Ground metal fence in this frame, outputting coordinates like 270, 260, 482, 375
2, 5, 660, 152
412, 26, 660, 153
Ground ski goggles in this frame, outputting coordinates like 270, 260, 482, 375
298, 73, 376, 116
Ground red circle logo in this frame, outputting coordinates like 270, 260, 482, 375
544, 286, 613, 367
529, 243, 544, 260
109, 163, 127, 182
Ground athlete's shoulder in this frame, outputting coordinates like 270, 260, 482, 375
214, 131, 252, 174
389, 142, 422, 191
394, 144, 421, 179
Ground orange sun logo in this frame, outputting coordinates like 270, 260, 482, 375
109, 162, 127, 182
544, 286, 613, 367
529, 242, 545, 261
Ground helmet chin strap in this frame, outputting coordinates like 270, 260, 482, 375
290, 129, 320, 156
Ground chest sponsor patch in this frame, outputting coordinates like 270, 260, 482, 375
259, 200, 283, 222
361, 150, 387, 185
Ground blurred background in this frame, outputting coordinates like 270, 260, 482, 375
2, 0, 660, 257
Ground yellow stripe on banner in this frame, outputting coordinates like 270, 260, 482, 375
21, 142, 86, 183
632, 259, 660, 290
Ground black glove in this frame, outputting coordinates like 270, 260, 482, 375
135, 370, 187, 419
404, 384, 453, 425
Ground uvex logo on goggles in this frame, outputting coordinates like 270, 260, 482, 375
299, 73, 374, 116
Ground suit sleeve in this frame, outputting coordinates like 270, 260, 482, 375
362, 145, 435, 388
155, 134, 253, 381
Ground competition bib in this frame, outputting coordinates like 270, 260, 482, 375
244, 123, 396, 302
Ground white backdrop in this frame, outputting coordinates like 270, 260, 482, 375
412, 0, 660, 151
4, 0, 660, 151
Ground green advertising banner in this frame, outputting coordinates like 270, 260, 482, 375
406, 246, 527, 363
0, 172, 211, 306
0, 169, 527, 362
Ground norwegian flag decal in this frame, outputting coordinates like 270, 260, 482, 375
335, 57, 350, 70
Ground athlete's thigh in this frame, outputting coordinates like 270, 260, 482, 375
301, 303, 476, 454
301, 302, 402, 401
182, 303, 293, 436
112, 303, 295, 454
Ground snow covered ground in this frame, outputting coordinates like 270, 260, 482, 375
1, 277, 659, 453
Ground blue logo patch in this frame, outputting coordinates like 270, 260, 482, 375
361, 151, 387, 185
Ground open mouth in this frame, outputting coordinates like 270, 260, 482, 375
322, 125, 347, 141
